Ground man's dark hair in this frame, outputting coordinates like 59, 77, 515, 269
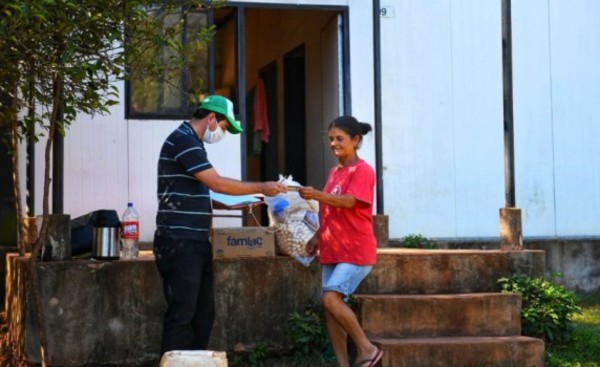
192, 108, 211, 119
193, 108, 226, 122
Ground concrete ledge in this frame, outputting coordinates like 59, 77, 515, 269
5, 249, 545, 366
395, 237, 600, 293
6, 253, 166, 366
5, 252, 322, 366
358, 249, 545, 294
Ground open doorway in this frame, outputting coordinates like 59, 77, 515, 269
212, 5, 348, 225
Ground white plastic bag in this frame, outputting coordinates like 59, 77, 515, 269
264, 175, 319, 266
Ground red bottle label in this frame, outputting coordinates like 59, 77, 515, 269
121, 221, 139, 240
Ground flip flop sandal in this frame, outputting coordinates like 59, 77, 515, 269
352, 347, 384, 367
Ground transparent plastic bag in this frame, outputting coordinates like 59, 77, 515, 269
264, 175, 319, 266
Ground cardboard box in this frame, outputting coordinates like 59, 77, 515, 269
211, 227, 275, 258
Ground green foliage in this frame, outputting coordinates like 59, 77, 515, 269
0, 0, 223, 134
498, 273, 582, 344
402, 233, 437, 249
228, 306, 339, 367
545, 294, 600, 367
231, 343, 268, 367
287, 303, 329, 358
0, 0, 223, 253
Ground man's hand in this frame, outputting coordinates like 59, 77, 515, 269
261, 182, 287, 197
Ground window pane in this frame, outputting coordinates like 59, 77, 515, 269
186, 12, 210, 106
128, 10, 209, 118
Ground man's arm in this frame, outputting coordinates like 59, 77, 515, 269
194, 167, 286, 196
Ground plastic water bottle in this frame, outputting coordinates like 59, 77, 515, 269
120, 202, 140, 259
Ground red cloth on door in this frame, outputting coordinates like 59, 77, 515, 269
253, 78, 270, 143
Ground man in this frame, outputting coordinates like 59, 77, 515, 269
153, 95, 286, 354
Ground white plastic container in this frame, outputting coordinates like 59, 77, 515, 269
159, 350, 228, 367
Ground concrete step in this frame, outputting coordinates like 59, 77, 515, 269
372, 336, 545, 367
358, 249, 545, 294
355, 293, 521, 338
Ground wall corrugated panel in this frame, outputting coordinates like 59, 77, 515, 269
548, 1, 600, 236
512, 0, 556, 236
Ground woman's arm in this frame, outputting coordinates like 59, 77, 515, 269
298, 186, 356, 209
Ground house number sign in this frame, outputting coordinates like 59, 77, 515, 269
380, 5, 395, 18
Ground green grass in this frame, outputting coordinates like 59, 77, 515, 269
545, 293, 600, 367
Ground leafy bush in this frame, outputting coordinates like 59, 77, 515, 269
231, 343, 268, 367
287, 303, 329, 357
498, 273, 582, 344
286, 299, 362, 364
402, 233, 437, 249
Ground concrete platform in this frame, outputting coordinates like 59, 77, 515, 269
4, 249, 545, 366
5, 252, 322, 366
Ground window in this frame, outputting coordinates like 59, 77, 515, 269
127, 8, 211, 119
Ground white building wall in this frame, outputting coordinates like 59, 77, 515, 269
544, 1, 600, 236
380, 0, 600, 239
381, 1, 454, 238
511, 0, 600, 237
31, 90, 131, 226
22, 0, 600, 242
512, 0, 556, 236
62, 81, 129, 220
449, 1, 504, 238
346, 0, 376, 170
33, 79, 244, 242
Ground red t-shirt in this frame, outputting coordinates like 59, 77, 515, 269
319, 159, 377, 265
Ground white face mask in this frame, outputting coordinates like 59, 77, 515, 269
202, 119, 226, 144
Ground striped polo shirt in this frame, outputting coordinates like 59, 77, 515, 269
155, 121, 213, 241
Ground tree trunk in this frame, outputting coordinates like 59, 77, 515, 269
8, 76, 25, 256
29, 71, 64, 367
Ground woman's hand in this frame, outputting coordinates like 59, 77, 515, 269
305, 234, 320, 256
299, 185, 356, 209
298, 186, 317, 200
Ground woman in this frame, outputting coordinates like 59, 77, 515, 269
299, 115, 383, 367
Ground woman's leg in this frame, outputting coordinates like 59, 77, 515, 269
323, 291, 349, 366
321, 264, 381, 366
322, 291, 379, 366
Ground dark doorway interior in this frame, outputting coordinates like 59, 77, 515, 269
246, 61, 278, 225
259, 62, 279, 183
284, 45, 307, 185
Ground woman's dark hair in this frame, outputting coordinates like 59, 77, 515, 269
328, 115, 372, 148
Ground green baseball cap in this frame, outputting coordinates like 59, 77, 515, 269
199, 95, 243, 134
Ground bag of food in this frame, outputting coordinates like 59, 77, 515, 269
264, 175, 319, 266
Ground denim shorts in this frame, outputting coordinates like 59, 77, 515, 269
322, 263, 373, 302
